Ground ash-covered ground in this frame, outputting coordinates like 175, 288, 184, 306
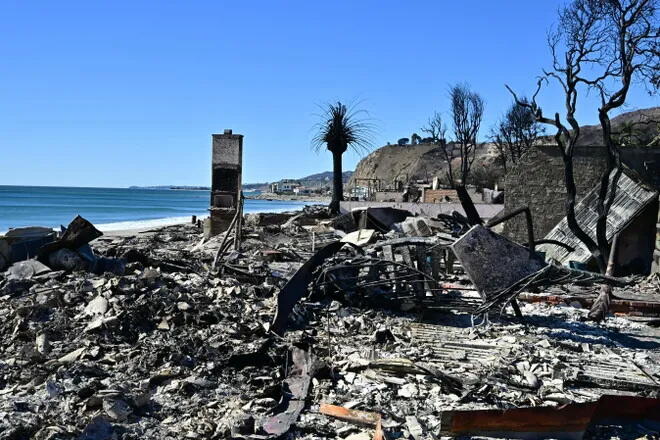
1, 208, 659, 440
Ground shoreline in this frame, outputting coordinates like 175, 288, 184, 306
246, 192, 330, 203
1, 199, 324, 237
101, 200, 327, 237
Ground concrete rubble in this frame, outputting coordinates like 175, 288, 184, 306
0, 205, 659, 439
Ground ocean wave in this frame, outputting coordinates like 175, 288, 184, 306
95, 203, 312, 232
95, 214, 208, 232
0, 200, 315, 235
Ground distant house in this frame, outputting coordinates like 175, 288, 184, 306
271, 179, 301, 194
294, 186, 316, 195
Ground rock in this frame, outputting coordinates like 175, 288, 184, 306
35, 333, 50, 355
78, 417, 115, 440
58, 347, 85, 364
48, 248, 85, 271
524, 371, 540, 388
103, 399, 132, 422
5, 260, 51, 281
85, 296, 109, 315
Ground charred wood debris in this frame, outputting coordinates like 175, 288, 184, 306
1, 206, 660, 440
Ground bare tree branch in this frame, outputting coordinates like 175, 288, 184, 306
449, 83, 485, 187
421, 112, 456, 186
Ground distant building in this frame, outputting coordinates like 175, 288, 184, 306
271, 179, 301, 194
422, 189, 458, 203
351, 186, 370, 200
293, 186, 317, 195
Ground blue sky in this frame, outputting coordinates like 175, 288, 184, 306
1, 1, 658, 187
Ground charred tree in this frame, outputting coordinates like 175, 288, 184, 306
450, 83, 485, 188
507, 0, 658, 318
490, 98, 545, 174
421, 112, 456, 186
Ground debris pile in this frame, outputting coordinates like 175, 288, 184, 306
1, 207, 659, 439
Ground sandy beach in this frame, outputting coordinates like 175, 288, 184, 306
246, 192, 330, 203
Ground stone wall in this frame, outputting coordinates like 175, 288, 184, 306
340, 201, 504, 222
504, 146, 609, 242
422, 189, 459, 203
375, 191, 404, 202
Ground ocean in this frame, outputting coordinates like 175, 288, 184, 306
0, 185, 314, 233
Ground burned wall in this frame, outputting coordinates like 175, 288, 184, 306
504, 146, 608, 243
504, 145, 660, 243
654, 201, 660, 274
206, 130, 243, 238
422, 189, 459, 204
616, 198, 659, 275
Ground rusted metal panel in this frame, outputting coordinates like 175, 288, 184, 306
262, 347, 317, 436
319, 404, 384, 440
270, 241, 346, 335
439, 395, 660, 439
440, 401, 595, 438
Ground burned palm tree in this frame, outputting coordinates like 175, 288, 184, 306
313, 101, 373, 213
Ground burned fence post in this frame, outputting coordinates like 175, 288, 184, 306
456, 186, 483, 226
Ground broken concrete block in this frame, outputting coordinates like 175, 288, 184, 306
5, 259, 51, 281
103, 399, 132, 422
451, 225, 547, 299
35, 333, 50, 355
340, 229, 376, 247
85, 296, 109, 316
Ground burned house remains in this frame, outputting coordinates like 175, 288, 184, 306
505, 145, 660, 275
2, 138, 660, 440
205, 129, 243, 238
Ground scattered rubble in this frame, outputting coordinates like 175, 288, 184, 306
0, 206, 659, 439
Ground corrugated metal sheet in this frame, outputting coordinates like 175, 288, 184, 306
538, 172, 659, 264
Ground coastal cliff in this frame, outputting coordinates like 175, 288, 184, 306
349, 107, 660, 188
349, 143, 498, 187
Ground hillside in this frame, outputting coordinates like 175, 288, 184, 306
349, 143, 496, 187
573, 106, 660, 146
244, 171, 353, 191
350, 107, 660, 188
299, 170, 353, 186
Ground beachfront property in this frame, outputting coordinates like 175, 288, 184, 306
270, 179, 301, 194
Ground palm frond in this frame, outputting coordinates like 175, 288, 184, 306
311, 101, 375, 155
